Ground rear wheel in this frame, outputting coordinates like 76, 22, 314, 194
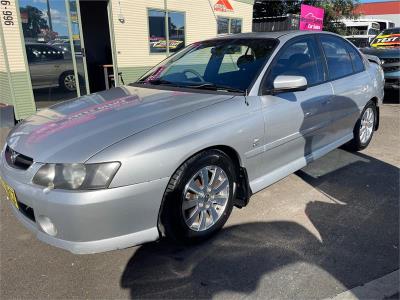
346, 101, 377, 151
160, 150, 236, 243
59, 71, 77, 92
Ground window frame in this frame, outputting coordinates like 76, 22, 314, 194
147, 8, 186, 55
259, 34, 328, 96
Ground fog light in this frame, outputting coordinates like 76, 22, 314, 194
37, 215, 57, 236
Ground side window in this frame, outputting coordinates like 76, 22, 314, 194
346, 44, 365, 73
267, 36, 325, 89
320, 35, 354, 80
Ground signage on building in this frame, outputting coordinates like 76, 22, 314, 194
214, 0, 234, 13
299, 4, 324, 31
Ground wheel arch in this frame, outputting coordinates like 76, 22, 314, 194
157, 144, 252, 236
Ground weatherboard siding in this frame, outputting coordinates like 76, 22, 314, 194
111, 0, 253, 70
0, 0, 35, 119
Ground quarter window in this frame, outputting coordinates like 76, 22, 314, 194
346, 44, 365, 73
320, 35, 354, 80
148, 9, 185, 53
267, 37, 325, 88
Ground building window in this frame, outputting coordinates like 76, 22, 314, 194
217, 17, 229, 34
217, 17, 242, 34
148, 9, 185, 53
230, 18, 242, 34
148, 9, 167, 53
168, 11, 185, 53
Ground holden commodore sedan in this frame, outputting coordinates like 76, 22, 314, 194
0, 31, 384, 254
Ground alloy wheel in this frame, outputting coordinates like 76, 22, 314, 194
359, 107, 374, 144
182, 165, 230, 232
64, 74, 76, 91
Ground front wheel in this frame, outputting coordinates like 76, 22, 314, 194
160, 150, 236, 243
346, 101, 377, 151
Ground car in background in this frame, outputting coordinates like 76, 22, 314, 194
360, 27, 400, 90
25, 43, 79, 92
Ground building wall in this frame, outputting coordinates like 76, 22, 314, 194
355, 1, 400, 26
0, 24, 12, 106
1, 0, 253, 119
0, 0, 35, 119
111, 0, 254, 83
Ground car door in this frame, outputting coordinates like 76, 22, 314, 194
319, 35, 368, 141
254, 36, 334, 190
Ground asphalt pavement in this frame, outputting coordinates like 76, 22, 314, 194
0, 92, 399, 299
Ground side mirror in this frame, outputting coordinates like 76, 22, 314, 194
272, 75, 308, 94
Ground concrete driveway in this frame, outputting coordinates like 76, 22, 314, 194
1, 94, 399, 299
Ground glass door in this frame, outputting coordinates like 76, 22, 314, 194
19, 0, 89, 108
66, 0, 89, 95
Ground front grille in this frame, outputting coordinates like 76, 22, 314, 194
18, 201, 36, 222
383, 65, 400, 72
382, 58, 400, 64
5, 146, 33, 170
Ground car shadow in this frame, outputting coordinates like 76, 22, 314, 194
120, 149, 399, 299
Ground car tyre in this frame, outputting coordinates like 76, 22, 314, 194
59, 71, 77, 92
160, 150, 236, 244
345, 101, 377, 152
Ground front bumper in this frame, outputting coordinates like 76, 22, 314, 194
0, 155, 169, 254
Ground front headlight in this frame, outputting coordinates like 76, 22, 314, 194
33, 162, 120, 190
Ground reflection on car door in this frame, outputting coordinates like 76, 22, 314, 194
253, 36, 334, 192
319, 35, 368, 141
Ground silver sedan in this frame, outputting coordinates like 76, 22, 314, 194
0, 31, 384, 254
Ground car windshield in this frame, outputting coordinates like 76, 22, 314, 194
136, 38, 278, 93
370, 28, 400, 48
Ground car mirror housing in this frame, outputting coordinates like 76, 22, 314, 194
272, 75, 308, 95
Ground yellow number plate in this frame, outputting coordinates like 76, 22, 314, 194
0, 177, 19, 209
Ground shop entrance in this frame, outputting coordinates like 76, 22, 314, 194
19, 0, 114, 109
79, 0, 114, 93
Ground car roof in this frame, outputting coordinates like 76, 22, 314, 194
209, 30, 339, 41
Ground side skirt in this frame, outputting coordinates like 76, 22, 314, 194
248, 133, 354, 194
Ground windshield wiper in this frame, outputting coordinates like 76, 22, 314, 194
187, 83, 244, 93
137, 78, 175, 85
